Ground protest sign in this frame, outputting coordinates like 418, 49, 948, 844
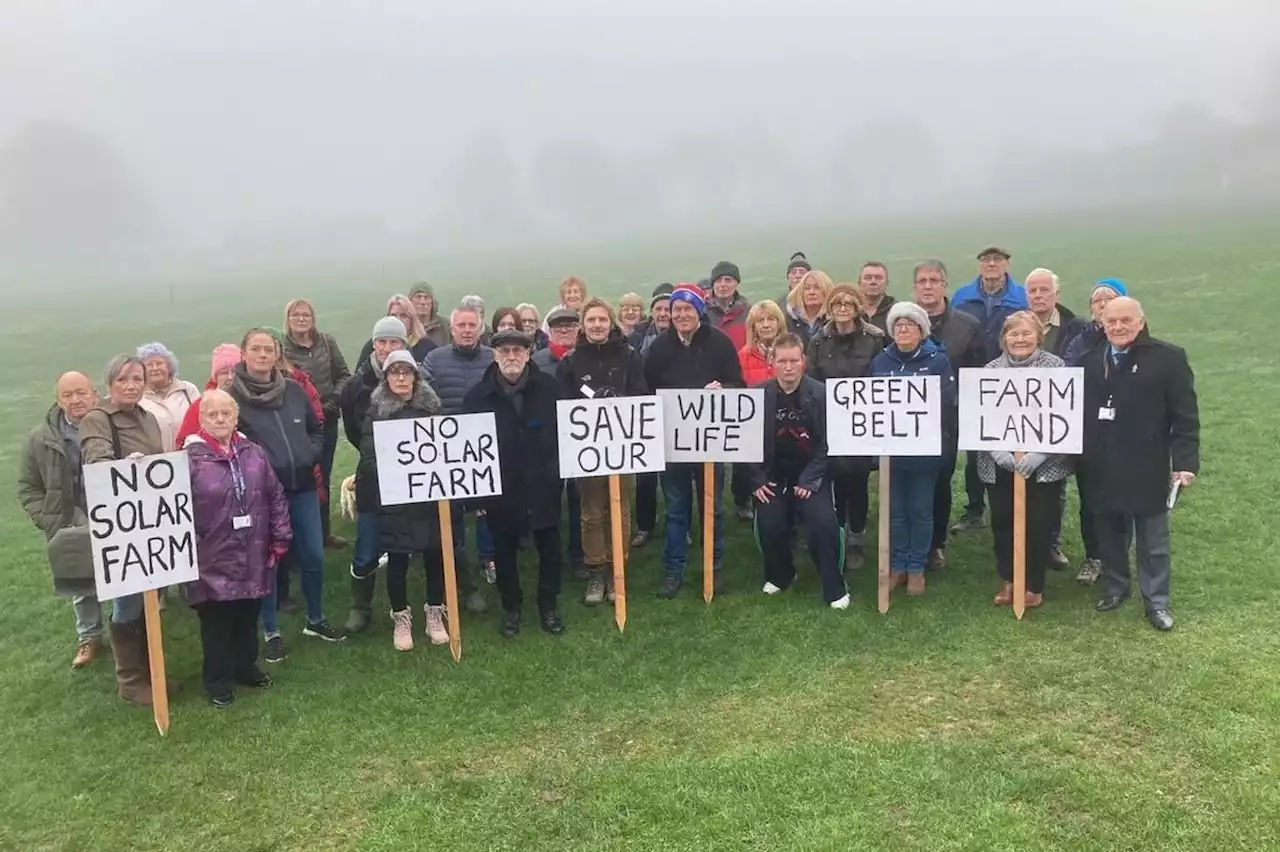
374, 413, 501, 506
827, 376, 941, 457
958, 367, 1084, 454
658, 388, 765, 463
85, 451, 198, 602
557, 397, 665, 479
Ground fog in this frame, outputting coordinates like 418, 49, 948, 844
3, 0, 1279, 278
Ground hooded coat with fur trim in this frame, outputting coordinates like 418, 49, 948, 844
355, 378, 444, 553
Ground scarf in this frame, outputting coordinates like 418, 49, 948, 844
549, 342, 574, 361
991, 348, 1059, 370
233, 363, 288, 408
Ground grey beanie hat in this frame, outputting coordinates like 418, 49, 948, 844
887, 301, 931, 336
372, 315, 408, 343
382, 350, 419, 373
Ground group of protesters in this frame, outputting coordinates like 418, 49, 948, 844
19, 249, 1200, 710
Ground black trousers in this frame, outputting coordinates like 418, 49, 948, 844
493, 526, 563, 613
756, 480, 846, 603
730, 463, 753, 509
194, 598, 264, 697
931, 448, 959, 551
987, 472, 1058, 594
832, 459, 872, 535
963, 451, 985, 517
635, 472, 659, 533
386, 550, 446, 611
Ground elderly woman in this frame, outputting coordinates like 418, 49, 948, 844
184, 389, 291, 707
617, 292, 645, 337
870, 303, 957, 596
175, 343, 241, 450
543, 276, 588, 332
516, 303, 550, 350
786, 269, 833, 343
136, 342, 201, 452
738, 299, 786, 387
806, 284, 886, 568
356, 294, 437, 373
232, 328, 343, 661
79, 354, 165, 706
980, 311, 1072, 609
282, 298, 351, 549
410, 284, 450, 347
355, 350, 450, 650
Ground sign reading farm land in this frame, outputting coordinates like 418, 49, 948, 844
374, 413, 502, 505
958, 367, 1084, 454
85, 452, 198, 601
826, 376, 941, 456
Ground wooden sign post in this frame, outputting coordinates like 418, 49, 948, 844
702, 462, 715, 603
438, 501, 463, 661
373, 412, 503, 661
877, 457, 891, 614
84, 451, 198, 737
609, 475, 627, 631
1012, 453, 1027, 621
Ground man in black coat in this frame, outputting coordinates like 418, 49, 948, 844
643, 283, 745, 599
749, 334, 849, 608
1080, 297, 1199, 631
463, 330, 566, 638
912, 260, 984, 568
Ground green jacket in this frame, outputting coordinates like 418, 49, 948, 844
17, 406, 95, 596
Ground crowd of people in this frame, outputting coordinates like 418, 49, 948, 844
18, 250, 1201, 710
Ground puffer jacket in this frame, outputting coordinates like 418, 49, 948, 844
974, 349, 1073, 485
556, 327, 647, 398
282, 331, 350, 413
422, 343, 494, 415
870, 338, 957, 470
952, 275, 1029, 361
423, 313, 450, 348
183, 432, 292, 605
355, 380, 444, 552
139, 379, 201, 452
18, 405, 82, 539
806, 319, 885, 382
80, 401, 164, 464
738, 345, 775, 387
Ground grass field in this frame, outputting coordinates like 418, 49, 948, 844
2, 215, 1278, 851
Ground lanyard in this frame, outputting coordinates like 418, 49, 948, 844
228, 451, 247, 505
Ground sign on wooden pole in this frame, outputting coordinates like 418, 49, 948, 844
827, 376, 941, 457
557, 397, 666, 478
1013, 453, 1027, 621
142, 589, 170, 735
702, 462, 715, 603
877, 457, 891, 614
373, 412, 503, 661
609, 475, 627, 632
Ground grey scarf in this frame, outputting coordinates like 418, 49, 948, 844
989, 348, 1060, 370
233, 363, 288, 408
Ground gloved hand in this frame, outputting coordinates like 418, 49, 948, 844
1015, 452, 1048, 478
992, 451, 1017, 472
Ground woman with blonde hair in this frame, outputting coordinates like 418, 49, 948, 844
543, 276, 589, 332
515, 303, 550, 350
786, 269, 834, 343
738, 300, 787, 387
617, 292, 645, 337
355, 294, 437, 372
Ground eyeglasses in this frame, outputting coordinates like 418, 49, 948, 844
386, 368, 417, 378
830, 299, 857, 309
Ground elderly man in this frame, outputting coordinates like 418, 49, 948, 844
533, 305, 586, 571
858, 261, 896, 333
627, 283, 673, 357
706, 261, 750, 350
950, 246, 1029, 533
644, 283, 744, 598
1081, 297, 1199, 631
464, 329, 566, 638
18, 372, 102, 668
911, 260, 983, 569
423, 306, 495, 613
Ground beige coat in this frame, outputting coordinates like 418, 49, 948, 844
139, 379, 200, 451
79, 401, 165, 464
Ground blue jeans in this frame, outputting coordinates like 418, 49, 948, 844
661, 463, 724, 578
110, 594, 144, 624
566, 480, 584, 564
73, 595, 103, 641
319, 417, 340, 537
286, 490, 326, 624
890, 465, 937, 574
353, 511, 381, 571
475, 513, 494, 562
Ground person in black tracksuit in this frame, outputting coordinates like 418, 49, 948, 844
463, 329, 567, 638
749, 334, 849, 608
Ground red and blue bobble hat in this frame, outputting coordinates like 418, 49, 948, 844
669, 282, 707, 315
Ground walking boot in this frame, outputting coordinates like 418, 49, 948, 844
584, 568, 606, 606
109, 620, 152, 707
345, 575, 375, 634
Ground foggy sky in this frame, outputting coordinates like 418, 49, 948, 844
3, 0, 1279, 245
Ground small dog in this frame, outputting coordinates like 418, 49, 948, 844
340, 475, 358, 520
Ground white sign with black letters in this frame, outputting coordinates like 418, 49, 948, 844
374, 413, 502, 505
958, 367, 1084, 454
658, 388, 765, 463
557, 397, 665, 479
827, 376, 941, 456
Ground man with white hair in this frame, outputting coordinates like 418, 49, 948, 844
1079, 297, 1199, 631
460, 294, 488, 343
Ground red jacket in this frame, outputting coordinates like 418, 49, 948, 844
738, 345, 775, 387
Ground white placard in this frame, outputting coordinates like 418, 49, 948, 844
826, 376, 942, 457
658, 388, 765, 463
374, 413, 502, 505
557, 397, 665, 479
85, 451, 199, 602
958, 367, 1084, 454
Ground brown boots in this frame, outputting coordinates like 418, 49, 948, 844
109, 620, 152, 706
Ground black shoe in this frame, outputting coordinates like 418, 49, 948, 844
540, 609, 566, 635
302, 619, 346, 642
713, 569, 727, 596
236, 669, 273, 688
657, 575, 682, 599
1148, 609, 1174, 631
630, 530, 651, 548
1096, 595, 1127, 612
277, 596, 299, 615
350, 561, 377, 580
500, 610, 521, 639
211, 693, 235, 709
264, 635, 286, 663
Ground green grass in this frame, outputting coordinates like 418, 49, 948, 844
3, 216, 1279, 851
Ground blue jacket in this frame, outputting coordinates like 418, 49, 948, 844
952, 274, 1029, 361
422, 343, 495, 415
870, 339, 956, 469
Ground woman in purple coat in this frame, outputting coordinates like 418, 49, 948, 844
183, 389, 292, 708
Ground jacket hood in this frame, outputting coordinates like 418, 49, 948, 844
370, 379, 442, 419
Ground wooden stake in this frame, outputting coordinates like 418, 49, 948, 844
438, 501, 462, 661
702, 461, 715, 604
142, 589, 170, 737
877, 457, 891, 614
1013, 453, 1027, 621
609, 475, 627, 632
